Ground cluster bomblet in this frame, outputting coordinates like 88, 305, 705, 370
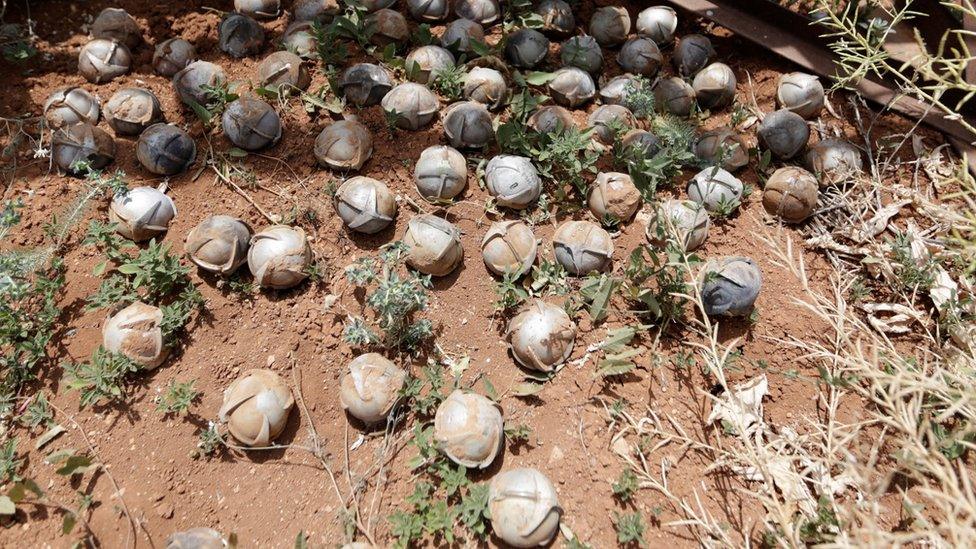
588, 172, 642, 222
314, 119, 373, 171
505, 28, 550, 69
488, 468, 561, 548
587, 104, 635, 148
173, 61, 227, 106
534, 0, 574, 36
218, 13, 265, 58
185, 215, 252, 275
153, 38, 195, 77
381, 83, 440, 130
221, 95, 283, 151
43, 87, 100, 129
673, 34, 715, 77
646, 199, 710, 252
339, 354, 406, 424
407, 0, 451, 21
506, 300, 577, 372
402, 215, 463, 277
481, 220, 537, 277
548, 66, 596, 108
78, 39, 132, 84
257, 51, 311, 95
136, 123, 197, 175
414, 145, 468, 202
166, 528, 227, 549
485, 155, 542, 209
618, 37, 663, 77
455, 0, 500, 24
700, 256, 762, 317
91, 8, 142, 49
219, 369, 295, 446
694, 128, 749, 172
552, 220, 614, 275
804, 138, 863, 186
405, 46, 455, 84
762, 166, 819, 223
333, 176, 397, 234
434, 390, 503, 468
589, 6, 631, 46
109, 185, 177, 242
758, 109, 810, 159
234, 0, 281, 18
247, 225, 312, 289
463, 67, 507, 110
777, 72, 825, 119
52, 123, 115, 174
621, 129, 662, 158
693, 62, 737, 110
281, 22, 317, 58
687, 166, 744, 214
637, 6, 678, 44
528, 105, 575, 133
653, 77, 696, 117
443, 101, 494, 149
293, 0, 340, 22
366, 9, 408, 47
104, 88, 163, 136
599, 74, 638, 106
102, 302, 168, 370
441, 18, 484, 54
560, 35, 603, 74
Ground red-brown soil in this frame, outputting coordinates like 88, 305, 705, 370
0, 1, 945, 547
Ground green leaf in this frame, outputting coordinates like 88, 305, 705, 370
523, 71, 557, 85
92, 261, 108, 277
599, 327, 638, 353
56, 455, 93, 477
186, 99, 211, 126
228, 147, 248, 158
116, 263, 140, 274
294, 531, 308, 549
512, 382, 544, 397
0, 495, 15, 515
482, 378, 498, 402
596, 347, 642, 378
62, 512, 77, 535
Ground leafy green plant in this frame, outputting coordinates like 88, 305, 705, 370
613, 469, 639, 502
0, 23, 36, 62
188, 80, 239, 128
344, 242, 434, 352
84, 221, 204, 342
156, 380, 200, 416
62, 347, 139, 408
493, 270, 529, 313
614, 511, 648, 546
195, 422, 225, 458
497, 89, 600, 203
430, 64, 466, 101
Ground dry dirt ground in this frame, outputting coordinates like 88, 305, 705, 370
0, 1, 952, 547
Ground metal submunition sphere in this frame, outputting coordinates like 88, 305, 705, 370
219, 369, 295, 446
103, 302, 169, 370
402, 214, 463, 276
333, 176, 397, 234
434, 390, 504, 468
481, 220, 538, 276
506, 300, 577, 372
339, 353, 407, 424
246, 225, 312, 289
488, 468, 562, 547
552, 220, 614, 275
